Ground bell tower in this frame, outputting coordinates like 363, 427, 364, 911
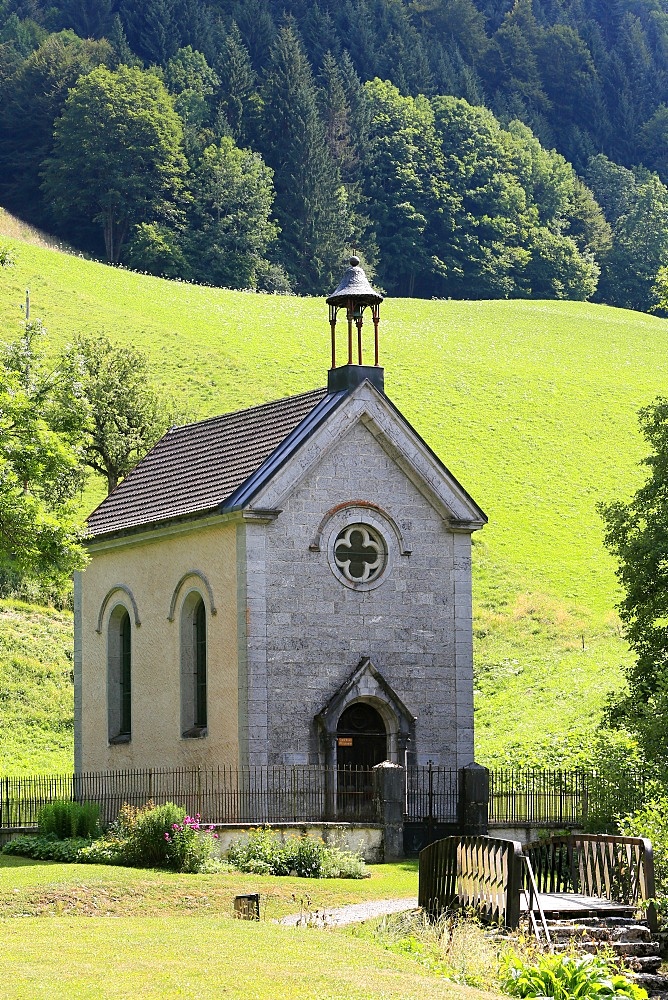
326, 256, 385, 394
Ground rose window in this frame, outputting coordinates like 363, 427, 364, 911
334, 524, 386, 584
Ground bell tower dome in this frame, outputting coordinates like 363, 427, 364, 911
326, 256, 384, 394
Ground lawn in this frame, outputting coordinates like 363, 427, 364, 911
2, 235, 668, 767
0, 917, 500, 1000
0, 857, 500, 1000
0, 855, 419, 919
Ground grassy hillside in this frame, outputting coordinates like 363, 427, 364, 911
0, 600, 73, 774
2, 235, 668, 772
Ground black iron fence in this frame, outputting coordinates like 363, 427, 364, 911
0, 765, 652, 833
405, 765, 459, 823
488, 768, 649, 829
0, 766, 380, 829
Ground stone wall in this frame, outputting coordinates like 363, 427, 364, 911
213, 823, 385, 863
241, 385, 477, 770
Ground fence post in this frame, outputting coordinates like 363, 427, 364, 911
373, 762, 405, 861
426, 760, 435, 846
458, 763, 489, 836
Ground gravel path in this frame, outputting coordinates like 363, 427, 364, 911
278, 896, 418, 927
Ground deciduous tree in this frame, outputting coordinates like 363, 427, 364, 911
601, 398, 668, 768
0, 321, 85, 586
189, 136, 279, 289
43, 65, 188, 262
55, 335, 177, 494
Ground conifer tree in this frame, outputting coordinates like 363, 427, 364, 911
107, 15, 137, 68
301, 3, 341, 70
214, 22, 258, 147
232, 0, 277, 71
58, 0, 115, 39
119, 0, 181, 65
260, 25, 350, 294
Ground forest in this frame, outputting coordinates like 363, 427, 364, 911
3, 0, 668, 307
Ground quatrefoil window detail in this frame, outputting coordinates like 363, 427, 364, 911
334, 524, 386, 584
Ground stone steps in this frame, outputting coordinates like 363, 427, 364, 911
540, 916, 668, 996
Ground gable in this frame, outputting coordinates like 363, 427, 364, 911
248, 381, 487, 529
85, 378, 485, 541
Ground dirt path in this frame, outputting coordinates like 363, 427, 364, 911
278, 896, 418, 927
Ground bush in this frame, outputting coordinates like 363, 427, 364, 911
3, 834, 88, 862
2, 802, 219, 873
162, 814, 219, 873
500, 952, 647, 999
0, 243, 15, 267
86, 801, 218, 872
618, 797, 668, 896
114, 801, 186, 867
38, 800, 100, 840
227, 827, 369, 878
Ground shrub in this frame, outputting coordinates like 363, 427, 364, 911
227, 827, 369, 879
83, 801, 218, 872
162, 814, 219, 873
38, 800, 100, 840
618, 798, 668, 897
115, 801, 186, 867
227, 826, 286, 874
500, 952, 647, 1000
0, 243, 15, 267
3, 834, 88, 862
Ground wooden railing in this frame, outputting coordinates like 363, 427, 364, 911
526, 834, 658, 931
418, 835, 524, 927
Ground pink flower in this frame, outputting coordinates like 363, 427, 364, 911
172, 823, 179, 830
164, 833, 170, 841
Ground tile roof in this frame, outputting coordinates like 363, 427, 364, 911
86, 388, 330, 539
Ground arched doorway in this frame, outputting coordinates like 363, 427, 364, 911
336, 702, 387, 819
336, 702, 387, 768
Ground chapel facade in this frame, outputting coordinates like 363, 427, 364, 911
74, 259, 486, 774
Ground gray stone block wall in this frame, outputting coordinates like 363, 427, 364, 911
245, 416, 475, 769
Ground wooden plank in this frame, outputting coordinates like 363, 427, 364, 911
521, 891, 635, 916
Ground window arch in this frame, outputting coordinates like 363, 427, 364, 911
181, 592, 207, 737
108, 604, 132, 743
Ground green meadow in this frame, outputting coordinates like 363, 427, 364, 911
0, 857, 503, 999
2, 231, 667, 770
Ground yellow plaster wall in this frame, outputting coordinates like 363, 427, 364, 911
79, 520, 239, 772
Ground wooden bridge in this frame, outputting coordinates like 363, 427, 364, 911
418, 833, 658, 938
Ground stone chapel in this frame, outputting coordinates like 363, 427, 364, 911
74, 258, 487, 775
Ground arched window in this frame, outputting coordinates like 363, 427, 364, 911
181, 593, 207, 737
108, 605, 131, 743
194, 598, 207, 729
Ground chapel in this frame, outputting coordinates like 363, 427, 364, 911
73, 258, 487, 775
